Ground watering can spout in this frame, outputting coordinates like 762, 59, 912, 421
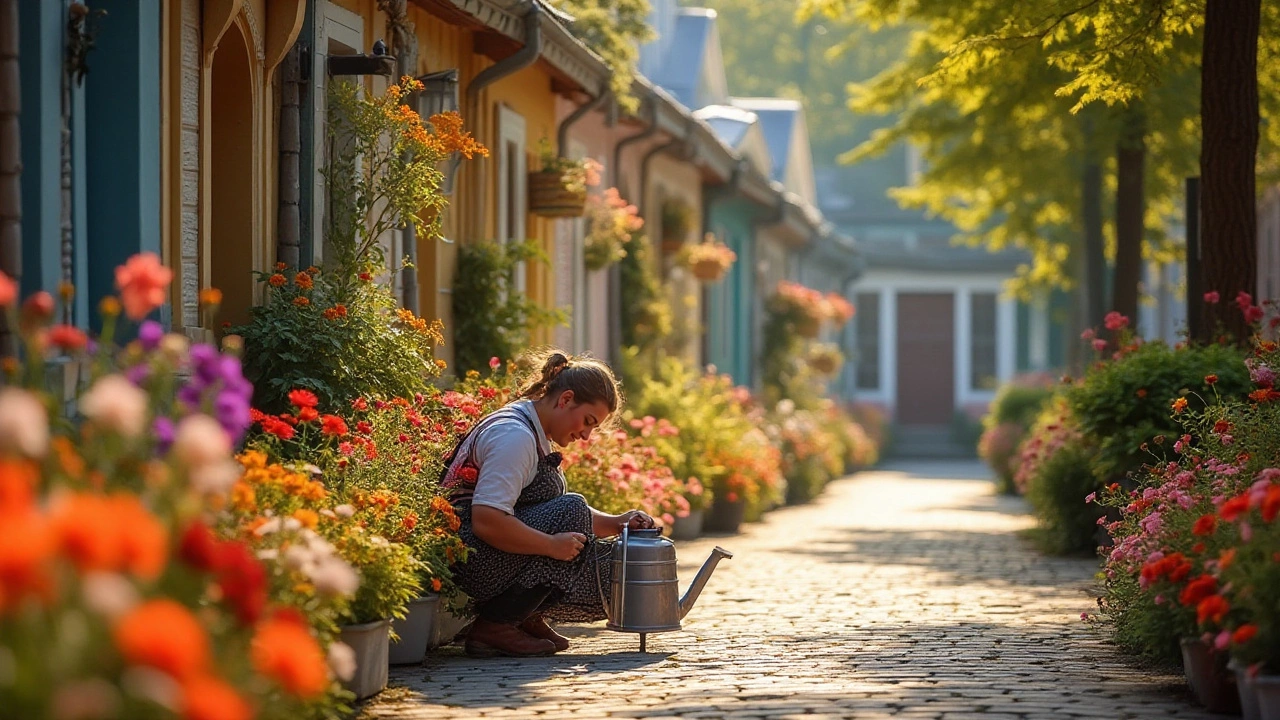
678, 546, 733, 619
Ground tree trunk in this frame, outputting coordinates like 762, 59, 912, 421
1112, 105, 1146, 328
0, 0, 21, 356
1081, 113, 1107, 332
1196, 0, 1261, 343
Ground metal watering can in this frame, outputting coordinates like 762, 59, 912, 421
602, 527, 733, 651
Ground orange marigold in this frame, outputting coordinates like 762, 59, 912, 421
292, 296, 310, 307
291, 509, 320, 529
181, 674, 254, 720
268, 274, 287, 287
0, 509, 55, 614
51, 493, 168, 579
294, 272, 314, 290
250, 612, 329, 699
0, 459, 39, 513
199, 288, 223, 306
114, 599, 210, 680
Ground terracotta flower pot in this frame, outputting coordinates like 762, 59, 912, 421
389, 595, 439, 666
340, 618, 390, 700
1181, 637, 1240, 714
528, 172, 586, 217
671, 508, 704, 541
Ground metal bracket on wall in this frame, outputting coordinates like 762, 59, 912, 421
327, 53, 395, 77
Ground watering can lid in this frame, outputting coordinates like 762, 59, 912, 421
627, 528, 664, 539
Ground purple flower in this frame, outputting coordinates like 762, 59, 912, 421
138, 321, 164, 351
190, 344, 220, 383
153, 416, 175, 454
177, 384, 203, 410
126, 364, 152, 386
214, 392, 252, 442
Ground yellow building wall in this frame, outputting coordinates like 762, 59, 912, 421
339, 0, 564, 358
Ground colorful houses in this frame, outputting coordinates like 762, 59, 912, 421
6, 0, 858, 400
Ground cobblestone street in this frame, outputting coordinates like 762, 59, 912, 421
365, 461, 1215, 719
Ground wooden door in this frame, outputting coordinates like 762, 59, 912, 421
895, 292, 955, 425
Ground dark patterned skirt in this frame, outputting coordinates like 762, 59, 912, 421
453, 493, 615, 623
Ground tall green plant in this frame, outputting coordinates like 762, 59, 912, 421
451, 240, 567, 374
618, 233, 672, 387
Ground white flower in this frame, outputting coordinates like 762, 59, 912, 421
159, 334, 189, 364
256, 549, 280, 562
334, 504, 355, 518
327, 642, 357, 682
776, 399, 795, 416
79, 375, 149, 438
283, 545, 313, 572
309, 556, 360, 597
283, 517, 303, 532
80, 572, 139, 619
254, 518, 282, 536
0, 388, 49, 458
188, 460, 241, 496
172, 414, 231, 467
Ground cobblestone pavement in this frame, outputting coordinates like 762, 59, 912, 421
364, 460, 1214, 719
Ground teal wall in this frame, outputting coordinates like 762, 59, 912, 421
84, 0, 163, 326
18, 3, 64, 301
705, 197, 757, 386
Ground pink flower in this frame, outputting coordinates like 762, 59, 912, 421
115, 253, 173, 320
1245, 305, 1265, 323
1092, 339, 1107, 352
1080, 329, 1096, 340
1237, 291, 1254, 311
0, 271, 15, 307
1204, 291, 1220, 304
489, 356, 501, 370
1104, 311, 1129, 331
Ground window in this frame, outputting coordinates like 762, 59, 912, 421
496, 106, 527, 292
971, 292, 998, 391
854, 292, 880, 390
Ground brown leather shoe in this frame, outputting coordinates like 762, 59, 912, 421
464, 619, 556, 658
519, 614, 571, 652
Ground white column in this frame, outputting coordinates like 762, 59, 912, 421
997, 293, 1016, 383
881, 289, 897, 411
954, 288, 971, 408
1029, 292, 1048, 370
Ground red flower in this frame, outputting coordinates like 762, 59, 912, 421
1196, 595, 1230, 626
1262, 486, 1280, 523
1213, 420, 1231, 434
1220, 494, 1251, 522
47, 324, 88, 352
456, 466, 478, 483
297, 407, 319, 423
1246, 305, 1265, 323
1204, 291, 1220, 304
1205, 374, 1218, 385
1103, 311, 1129, 331
320, 415, 349, 437
352, 397, 368, 412
178, 521, 221, 572
288, 389, 319, 409
249, 408, 266, 424
1232, 624, 1259, 645
1180, 575, 1219, 607
1237, 291, 1254, 311
214, 540, 267, 625
1192, 514, 1217, 536
356, 421, 373, 435
262, 417, 295, 441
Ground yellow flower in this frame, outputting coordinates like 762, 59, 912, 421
98, 296, 122, 317
199, 287, 223, 306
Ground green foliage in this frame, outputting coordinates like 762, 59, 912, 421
549, 0, 653, 112
1098, 571, 1186, 667
989, 382, 1057, 428
236, 269, 443, 414
451, 240, 568, 375
1065, 341, 1252, 482
618, 234, 673, 386
1025, 439, 1103, 555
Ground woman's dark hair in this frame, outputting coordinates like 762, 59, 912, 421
518, 348, 622, 414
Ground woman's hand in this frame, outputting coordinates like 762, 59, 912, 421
616, 510, 656, 532
547, 532, 587, 561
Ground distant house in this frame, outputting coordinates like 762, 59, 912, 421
817, 159, 1039, 431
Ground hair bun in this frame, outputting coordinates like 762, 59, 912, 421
543, 353, 570, 381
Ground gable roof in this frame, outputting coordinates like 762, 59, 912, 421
729, 98, 799, 182
643, 8, 728, 109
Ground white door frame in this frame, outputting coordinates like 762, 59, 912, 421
312, 1, 363, 265
496, 104, 528, 292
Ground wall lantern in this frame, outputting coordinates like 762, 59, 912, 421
327, 39, 396, 77
416, 69, 461, 195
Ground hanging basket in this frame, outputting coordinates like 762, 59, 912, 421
690, 258, 728, 282
795, 315, 822, 339
528, 172, 586, 217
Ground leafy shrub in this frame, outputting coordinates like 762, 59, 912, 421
451, 240, 566, 375
1025, 438, 1103, 555
1065, 340, 1251, 484
237, 267, 444, 414
979, 377, 1057, 493
561, 428, 687, 525
618, 233, 673, 378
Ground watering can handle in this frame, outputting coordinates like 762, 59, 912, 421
616, 525, 629, 626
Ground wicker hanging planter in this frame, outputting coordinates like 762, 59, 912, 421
690, 258, 729, 282
528, 171, 587, 217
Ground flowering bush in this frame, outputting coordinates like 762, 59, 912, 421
562, 428, 687, 526
1093, 331, 1280, 669
770, 400, 845, 505
978, 377, 1055, 494
237, 264, 446, 415
0, 261, 362, 719
583, 187, 644, 271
